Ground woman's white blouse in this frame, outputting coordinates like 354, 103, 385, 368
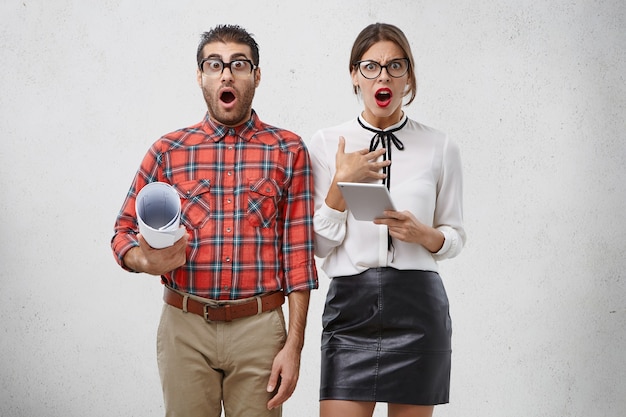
309, 115, 466, 277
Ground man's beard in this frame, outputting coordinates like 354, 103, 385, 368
202, 85, 255, 127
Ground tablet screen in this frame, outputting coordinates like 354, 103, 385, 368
337, 182, 396, 221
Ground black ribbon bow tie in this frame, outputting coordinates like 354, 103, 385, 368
357, 117, 408, 252
357, 117, 408, 191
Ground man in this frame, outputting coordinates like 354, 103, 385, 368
111, 24, 318, 417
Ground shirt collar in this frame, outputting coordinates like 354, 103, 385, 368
357, 112, 408, 132
201, 109, 262, 143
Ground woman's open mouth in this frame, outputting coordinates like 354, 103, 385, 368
375, 88, 392, 107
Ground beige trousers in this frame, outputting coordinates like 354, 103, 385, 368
157, 302, 287, 417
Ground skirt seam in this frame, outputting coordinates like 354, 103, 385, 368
321, 344, 452, 354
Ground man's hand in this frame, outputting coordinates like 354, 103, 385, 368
266, 344, 301, 410
266, 290, 310, 410
123, 229, 188, 275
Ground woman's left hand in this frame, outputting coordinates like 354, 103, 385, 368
374, 210, 444, 253
374, 210, 422, 243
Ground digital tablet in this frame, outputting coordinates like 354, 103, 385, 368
337, 182, 396, 221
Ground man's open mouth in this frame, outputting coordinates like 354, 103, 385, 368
220, 91, 236, 103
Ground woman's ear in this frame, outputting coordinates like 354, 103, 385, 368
351, 70, 359, 88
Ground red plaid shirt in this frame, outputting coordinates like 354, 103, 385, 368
112, 111, 318, 299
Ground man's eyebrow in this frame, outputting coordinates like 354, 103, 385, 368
203, 52, 250, 60
229, 52, 249, 59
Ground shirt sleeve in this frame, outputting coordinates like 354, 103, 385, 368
313, 202, 348, 258
111, 141, 163, 270
308, 129, 351, 258
432, 136, 466, 261
280, 141, 319, 294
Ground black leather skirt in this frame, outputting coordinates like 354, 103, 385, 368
320, 267, 452, 405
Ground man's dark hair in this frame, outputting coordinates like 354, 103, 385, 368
196, 24, 260, 68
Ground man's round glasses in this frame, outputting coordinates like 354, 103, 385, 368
355, 58, 410, 79
199, 58, 257, 78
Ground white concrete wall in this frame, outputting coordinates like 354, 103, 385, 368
1, 1, 624, 416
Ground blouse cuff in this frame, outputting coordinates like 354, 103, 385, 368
434, 226, 459, 259
316, 202, 348, 223
313, 202, 348, 258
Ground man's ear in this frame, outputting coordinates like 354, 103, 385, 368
255, 67, 261, 88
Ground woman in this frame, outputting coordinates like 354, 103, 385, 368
309, 23, 466, 417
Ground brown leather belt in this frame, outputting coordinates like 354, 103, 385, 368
163, 286, 285, 322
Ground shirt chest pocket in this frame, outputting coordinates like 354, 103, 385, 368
247, 178, 281, 228
174, 179, 212, 229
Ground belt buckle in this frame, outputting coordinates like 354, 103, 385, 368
203, 302, 232, 322
203, 303, 218, 322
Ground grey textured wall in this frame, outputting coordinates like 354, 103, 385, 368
1, 1, 624, 416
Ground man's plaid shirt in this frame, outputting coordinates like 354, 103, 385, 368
112, 111, 318, 299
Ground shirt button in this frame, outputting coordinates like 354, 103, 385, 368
227, 171, 232, 176
226, 227, 231, 233
225, 257, 231, 262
